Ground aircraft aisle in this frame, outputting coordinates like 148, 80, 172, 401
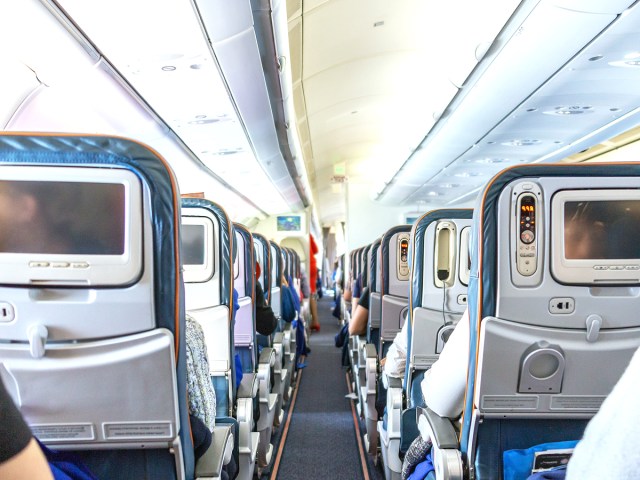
268, 294, 383, 480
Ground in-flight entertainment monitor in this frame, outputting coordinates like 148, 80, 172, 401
0, 166, 143, 287
181, 216, 215, 283
276, 215, 301, 232
551, 189, 640, 284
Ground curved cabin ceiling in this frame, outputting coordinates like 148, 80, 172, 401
3, 0, 640, 233
285, 0, 640, 225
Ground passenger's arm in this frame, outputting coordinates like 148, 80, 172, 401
420, 310, 470, 419
0, 379, 53, 480
349, 304, 368, 336
0, 439, 54, 480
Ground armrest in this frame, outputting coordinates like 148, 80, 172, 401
259, 347, 275, 367
238, 372, 258, 399
417, 408, 464, 480
387, 375, 402, 389
418, 407, 459, 449
273, 332, 284, 344
195, 424, 233, 478
363, 343, 377, 359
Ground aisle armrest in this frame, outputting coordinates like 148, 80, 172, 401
238, 372, 258, 399
195, 425, 233, 479
418, 407, 459, 449
417, 407, 464, 480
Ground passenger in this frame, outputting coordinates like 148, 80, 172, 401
380, 318, 409, 382
309, 234, 321, 331
565, 345, 640, 479
0, 377, 54, 479
348, 285, 370, 336
185, 314, 237, 478
254, 262, 277, 336
185, 314, 217, 432
401, 309, 470, 480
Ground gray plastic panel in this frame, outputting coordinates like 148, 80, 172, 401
389, 233, 410, 297
422, 219, 472, 314
270, 287, 281, 317
370, 292, 382, 329
0, 329, 178, 446
496, 177, 640, 330
0, 192, 155, 342
475, 317, 640, 415
184, 208, 223, 311
411, 308, 463, 371
381, 294, 408, 341
189, 306, 231, 374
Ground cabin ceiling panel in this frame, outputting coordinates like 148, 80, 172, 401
380, 1, 631, 206
54, 0, 303, 215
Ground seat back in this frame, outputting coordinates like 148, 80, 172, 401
406, 209, 473, 406
0, 134, 190, 479
361, 244, 371, 290
380, 225, 412, 360
182, 198, 236, 416
233, 223, 257, 372
368, 237, 382, 346
463, 163, 640, 479
269, 241, 282, 319
252, 233, 271, 301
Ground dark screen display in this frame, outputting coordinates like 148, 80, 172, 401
0, 180, 125, 255
564, 200, 640, 260
182, 224, 206, 266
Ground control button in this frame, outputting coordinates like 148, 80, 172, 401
593, 265, 608, 271
51, 262, 70, 268
71, 262, 90, 269
626, 265, 640, 270
520, 230, 535, 244
610, 266, 624, 271
522, 183, 533, 191
525, 217, 531, 221
29, 261, 50, 268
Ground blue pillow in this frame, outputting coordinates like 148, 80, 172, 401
503, 440, 578, 480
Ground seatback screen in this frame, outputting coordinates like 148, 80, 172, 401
0, 180, 125, 255
182, 224, 206, 266
564, 200, 640, 260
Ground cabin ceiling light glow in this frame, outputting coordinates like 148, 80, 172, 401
543, 105, 594, 116
501, 139, 542, 146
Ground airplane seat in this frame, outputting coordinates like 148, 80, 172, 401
232, 223, 261, 480
421, 163, 640, 480
390, 210, 474, 474
406, 210, 473, 404
355, 245, 372, 412
375, 224, 412, 480
0, 134, 201, 479
268, 241, 288, 427
183, 197, 246, 479
251, 233, 278, 470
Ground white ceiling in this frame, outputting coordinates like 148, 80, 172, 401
285, 0, 640, 226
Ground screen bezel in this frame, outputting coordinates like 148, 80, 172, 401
0, 165, 143, 287
551, 189, 640, 285
181, 216, 215, 284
